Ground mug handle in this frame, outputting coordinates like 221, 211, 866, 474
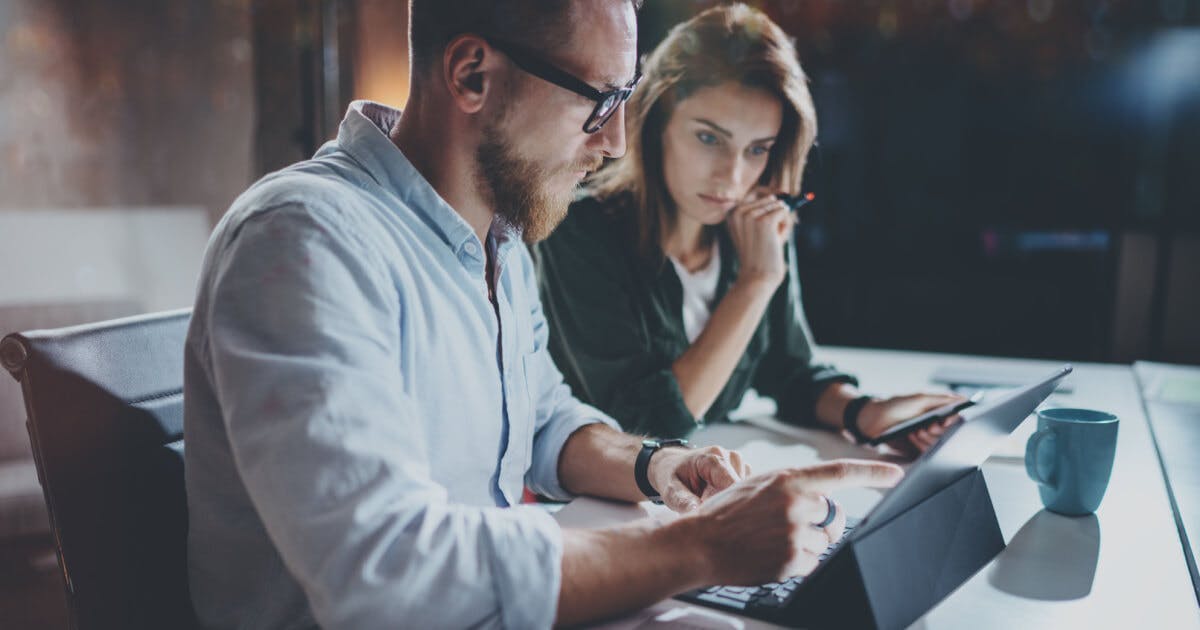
1025, 429, 1057, 487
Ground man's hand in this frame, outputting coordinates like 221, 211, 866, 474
683, 460, 904, 585
647, 445, 752, 513
857, 393, 967, 455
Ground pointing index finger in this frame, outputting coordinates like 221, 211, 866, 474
788, 460, 904, 493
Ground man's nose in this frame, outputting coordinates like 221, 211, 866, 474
593, 103, 628, 159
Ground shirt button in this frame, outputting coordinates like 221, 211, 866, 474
464, 242, 478, 256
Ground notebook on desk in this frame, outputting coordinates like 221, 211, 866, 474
930, 364, 1075, 393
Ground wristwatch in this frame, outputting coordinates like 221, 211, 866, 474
634, 438, 689, 504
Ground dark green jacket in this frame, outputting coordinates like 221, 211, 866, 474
531, 194, 856, 439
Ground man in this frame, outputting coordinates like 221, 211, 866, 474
184, 1, 903, 627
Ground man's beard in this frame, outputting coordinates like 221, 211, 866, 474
476, 118, 583, 244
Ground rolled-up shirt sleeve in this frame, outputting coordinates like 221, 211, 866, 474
517, 249, 620, 501
201, 204, 563, 629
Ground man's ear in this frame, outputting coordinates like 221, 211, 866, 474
442, 34, 498, 115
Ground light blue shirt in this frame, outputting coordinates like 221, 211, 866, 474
184, 101, 619, 629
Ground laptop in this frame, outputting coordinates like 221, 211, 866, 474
677, 364, 1074, 618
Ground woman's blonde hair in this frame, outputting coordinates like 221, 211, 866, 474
587, 3, 818, 258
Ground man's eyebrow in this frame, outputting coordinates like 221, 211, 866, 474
693, 118, 733, 138
599, 72, 637, 91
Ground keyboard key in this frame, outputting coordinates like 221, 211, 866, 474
755, 593, 788, 608
695, 593, 748, 610
716, 589, 755, 602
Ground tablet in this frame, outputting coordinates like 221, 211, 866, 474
854, 364, 1073, 536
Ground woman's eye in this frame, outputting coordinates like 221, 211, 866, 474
748, 145, 771, 157
696, 131, 719, 146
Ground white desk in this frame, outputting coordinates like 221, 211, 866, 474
556, 348, 1200, 629
1135, 361, 1200, 602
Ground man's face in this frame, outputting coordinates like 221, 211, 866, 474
475, 1, 638, 243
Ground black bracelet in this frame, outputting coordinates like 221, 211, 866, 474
842, 395, 875, 445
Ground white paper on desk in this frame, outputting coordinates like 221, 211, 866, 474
639, 606, 746, 629
714, 429, 891, 517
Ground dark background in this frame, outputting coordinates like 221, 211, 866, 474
636, 1, 1200, 365
1, 0, 1196, 364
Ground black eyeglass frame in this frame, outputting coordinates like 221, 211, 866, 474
485, 37, 642, 133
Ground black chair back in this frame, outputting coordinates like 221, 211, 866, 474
0, 309, 195, 629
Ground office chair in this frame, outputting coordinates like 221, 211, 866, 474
0, 309, 196, 629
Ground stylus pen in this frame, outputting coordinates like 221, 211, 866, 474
776, 191, 815, 214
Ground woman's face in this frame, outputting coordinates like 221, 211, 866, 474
660, 81, 784, 227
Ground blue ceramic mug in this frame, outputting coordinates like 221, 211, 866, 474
1025, 408, 1119, 516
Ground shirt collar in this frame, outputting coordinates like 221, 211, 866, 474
326, 100, 524, 263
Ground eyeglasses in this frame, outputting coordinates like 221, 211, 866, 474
486, 37, 642, 134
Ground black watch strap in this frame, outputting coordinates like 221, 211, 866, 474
843, 395, 875, 445
635, 438, 688, 504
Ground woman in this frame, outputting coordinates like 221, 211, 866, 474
533, 4, 961, 452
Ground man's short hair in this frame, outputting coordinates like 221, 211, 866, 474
409, 0, 642, 78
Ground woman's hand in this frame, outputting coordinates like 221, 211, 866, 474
726, 189, 793, 291
856, 393, 968, 456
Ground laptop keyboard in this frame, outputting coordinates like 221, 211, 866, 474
676, 519, 858, 613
